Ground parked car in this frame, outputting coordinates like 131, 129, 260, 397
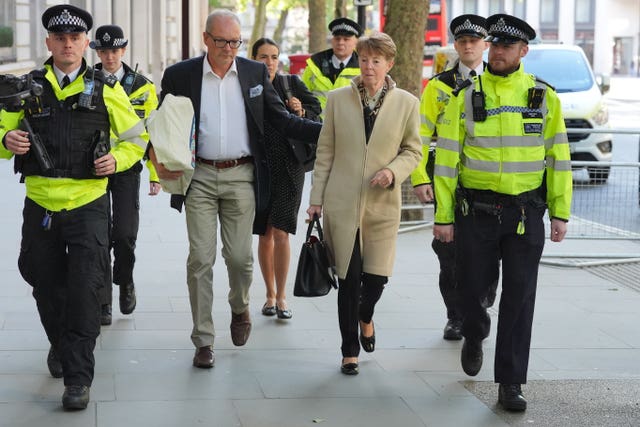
523, 43, 612, 184
433, 43, 613, 183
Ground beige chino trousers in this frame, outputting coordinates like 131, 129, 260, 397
185, 162, 255, 348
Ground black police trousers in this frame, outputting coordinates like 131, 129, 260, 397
101, 162, 142, 305
455, 199, 545, 384
18, 194, 109, 386
338, 230, 387, 357
431, 239, 460, 321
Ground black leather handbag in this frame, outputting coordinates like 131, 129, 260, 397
293, 215, 337, 297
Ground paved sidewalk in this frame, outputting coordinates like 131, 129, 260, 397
0, 168, 639, 427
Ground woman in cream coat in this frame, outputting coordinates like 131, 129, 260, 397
307, 32, 422, 375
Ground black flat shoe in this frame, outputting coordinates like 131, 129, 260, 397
276, 306, 292, 319
341, 360, 359, 375
359, 321, 375, 353
261, 303, 276, 316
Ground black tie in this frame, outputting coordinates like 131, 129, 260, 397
469, 70, 476, 78
61, 75, 70, 89
339, 62, 345, 71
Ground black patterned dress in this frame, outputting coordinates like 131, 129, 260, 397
265, 74, 322, 234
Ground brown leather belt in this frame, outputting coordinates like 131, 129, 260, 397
196, 156, 253, 169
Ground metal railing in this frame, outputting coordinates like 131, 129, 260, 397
400, 127, 640, 245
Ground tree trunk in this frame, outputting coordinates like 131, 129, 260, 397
308, 0, 327, 54
384, 0, 430, 221
272, 8, 290, 45
249, 0, 271, 54
334, 0, 347, 19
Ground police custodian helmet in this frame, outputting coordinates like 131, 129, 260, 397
90, 25, 129, 50
41, 4, 93, 33
449, 14, 487, 40
328, 17, 362, 37
485, 14, 536, 44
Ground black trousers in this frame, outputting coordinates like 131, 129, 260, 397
338, 231, 387, 357
19, 195, 109, 386
101, 163, 141, 305
455, 202, 545, 384
431, 239, 461, 321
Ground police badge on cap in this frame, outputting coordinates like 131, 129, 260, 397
328, 17, 362, 37
485, 14, 536, 44
90, 25, 128, 50
450, 14, 487, 40
41, 4, 93, 33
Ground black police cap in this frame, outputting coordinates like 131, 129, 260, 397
90, 25, 129, 50
42, 4, 92, 33
329, 18, 362, 37
485, 14, 536, 44
450, 14, 487, 40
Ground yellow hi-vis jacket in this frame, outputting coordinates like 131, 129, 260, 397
0, 61, 148, 212
121, 63, 160, 183
433, 65, 572, 224
410, 64, 468, 187
301, 49, 360, 112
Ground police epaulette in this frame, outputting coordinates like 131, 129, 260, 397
452, 78, 472, 96
533, 74, 555, 92
434, 68, 457, 90
102, 73, 118, 88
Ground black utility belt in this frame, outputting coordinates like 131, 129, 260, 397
463, 188, 543, 207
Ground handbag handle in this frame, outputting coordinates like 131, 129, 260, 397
306, 213, 324, 241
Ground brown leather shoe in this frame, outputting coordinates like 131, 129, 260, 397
230, 310, 252, 346
192, 346, 214, 368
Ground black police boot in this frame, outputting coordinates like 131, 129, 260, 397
443, 319, 463, 340
119, 282, 136, 315
100, 304, 112, 326
62, 385, 90, 410
461, 338, 483, 376
498, 383, 527, 411
46, 346, 63, 378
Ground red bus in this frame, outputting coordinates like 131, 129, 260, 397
379, 0, 448, 64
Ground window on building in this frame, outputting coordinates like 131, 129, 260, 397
539, 0, 558, 41
488, 0, 504, 15
540, 0, 557, 24
513, 0, 526, 19
463, 0, 477, 14
575, 0, 594, 25
0, 0, 16, 64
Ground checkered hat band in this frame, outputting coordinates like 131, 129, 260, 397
47, 11, 88, 31
332, 23, 358, 34
489, 18, 527, 40
454, 20, 487, 37
94, 38, 127, 48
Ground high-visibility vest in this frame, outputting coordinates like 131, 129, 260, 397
434, 65, 572, 224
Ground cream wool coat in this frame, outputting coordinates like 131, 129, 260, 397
310, 76, 422, 279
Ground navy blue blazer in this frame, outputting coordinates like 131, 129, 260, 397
159, 55, 321, 234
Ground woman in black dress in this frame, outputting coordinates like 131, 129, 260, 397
252, 38, 322, 320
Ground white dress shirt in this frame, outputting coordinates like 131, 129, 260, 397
197, 59, 251, 161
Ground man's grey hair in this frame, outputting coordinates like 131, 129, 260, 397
206, 9, 241, 33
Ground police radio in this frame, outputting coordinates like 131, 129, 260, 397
122, 63, 138, 96
472, 75, 487, 122
78, 66, 96, 109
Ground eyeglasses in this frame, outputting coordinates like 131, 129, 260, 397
206, 33, 243, 49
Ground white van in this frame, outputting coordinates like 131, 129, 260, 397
432, 43, 612, 183
523, 43, 612, 183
